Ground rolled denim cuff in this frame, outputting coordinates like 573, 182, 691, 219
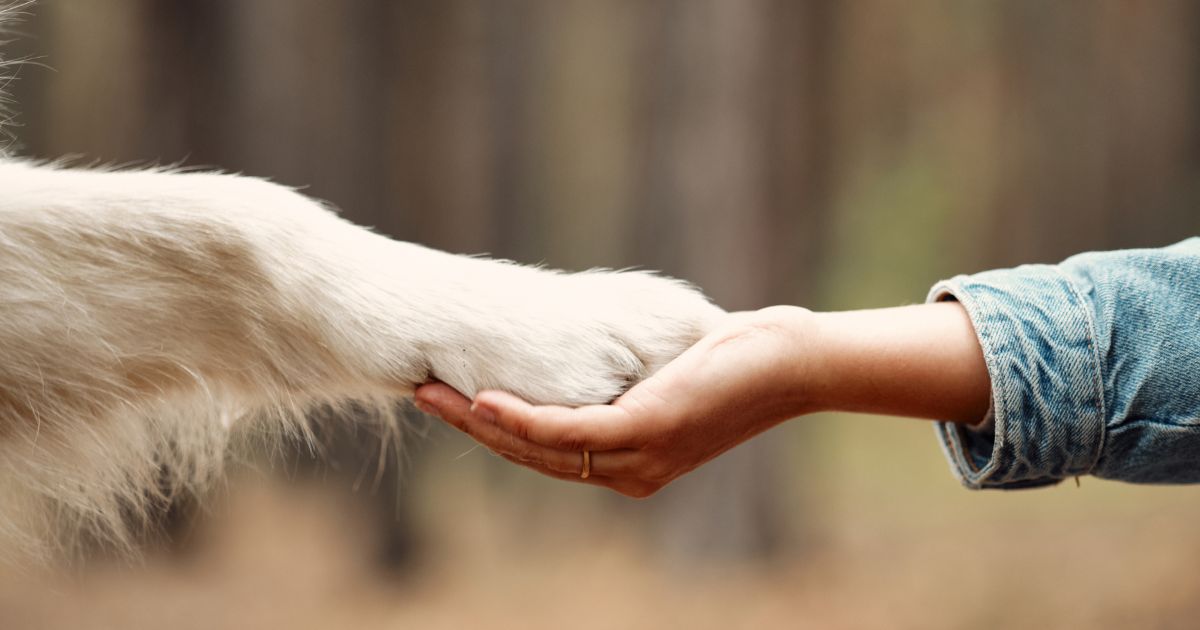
927, 265, 1107, 489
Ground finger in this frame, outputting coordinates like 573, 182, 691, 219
426, 389, 596, 476
413, 381, 470, 414
417, 385, 665, 495
494, 452, 657, 498
572, 448, 652, 479
492, 451, 615, 489
419, 384, 653, 476
488, 437, 650, 481
471, 390, 643, 451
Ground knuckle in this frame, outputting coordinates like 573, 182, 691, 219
555, 431, 587, 452
543, 455, 574, 474
500, 452, 544, 474
508, 418, 532, 442
502, 434, 528, 458
509, 447, 533, 463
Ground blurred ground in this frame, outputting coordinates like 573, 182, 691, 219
5, 413, 1200, 630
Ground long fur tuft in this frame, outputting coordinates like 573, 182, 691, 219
0, 2, 33, 155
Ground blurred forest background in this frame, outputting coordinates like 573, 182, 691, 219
3, 1, 1200, 628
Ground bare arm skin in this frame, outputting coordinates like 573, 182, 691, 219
415, 303, 990, 498
808, 302, 991, 424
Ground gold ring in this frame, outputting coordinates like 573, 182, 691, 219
581, 450, 591, 479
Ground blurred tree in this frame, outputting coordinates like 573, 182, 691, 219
820, 1, 1200, 311
629, 0, 834, 561
7, 0, 1200, 570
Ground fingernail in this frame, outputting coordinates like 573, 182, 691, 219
414, 400, 439, 416
470, 403, 496, 424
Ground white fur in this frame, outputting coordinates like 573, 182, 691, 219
0, 7, 721, 560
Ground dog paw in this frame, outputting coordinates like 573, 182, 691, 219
425, 266, 723, 406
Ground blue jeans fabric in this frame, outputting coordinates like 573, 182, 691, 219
928, 238, 1200, 489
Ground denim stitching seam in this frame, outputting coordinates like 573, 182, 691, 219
1054, 267, 1107, 476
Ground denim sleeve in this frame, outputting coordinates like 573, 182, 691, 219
928, 237, 1200, 489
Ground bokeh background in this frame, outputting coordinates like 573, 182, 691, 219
4, 1, 1200, 628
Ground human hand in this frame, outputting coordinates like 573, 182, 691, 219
414, 306, 818, 497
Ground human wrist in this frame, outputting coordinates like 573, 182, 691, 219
803, 310, 849, 415
742, 305, 825, 419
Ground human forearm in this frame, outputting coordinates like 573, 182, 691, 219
803, 303, 991, 424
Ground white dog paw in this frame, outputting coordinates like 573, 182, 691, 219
426, 267, 723, 406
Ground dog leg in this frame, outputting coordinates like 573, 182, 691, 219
0, 160, 721, 558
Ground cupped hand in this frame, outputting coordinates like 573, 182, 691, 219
413, 306, 817, 497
